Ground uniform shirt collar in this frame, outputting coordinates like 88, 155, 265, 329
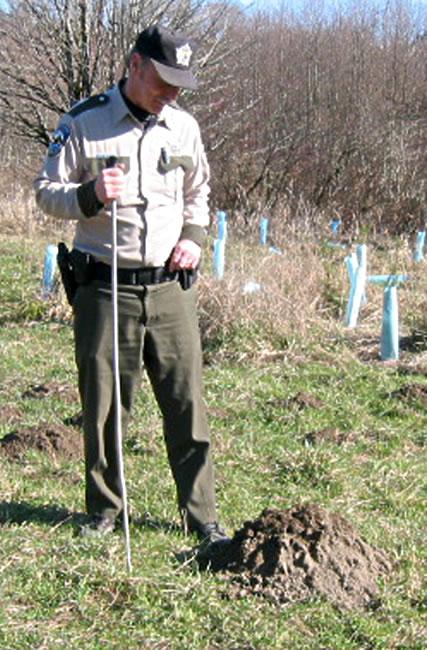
108, 82, 172, 129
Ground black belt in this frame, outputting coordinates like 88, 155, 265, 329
93, 261, 178, 286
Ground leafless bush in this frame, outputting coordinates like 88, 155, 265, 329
0, 1, 425, 244
0, 0, 242, 145
201, 0, 426, 234
399, 261, 427, 340
0, 189, 74, 240
197, 238, 342, 362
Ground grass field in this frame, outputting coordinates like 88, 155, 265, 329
0, 234, 426, 649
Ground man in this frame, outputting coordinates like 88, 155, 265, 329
34, 24, 228, 549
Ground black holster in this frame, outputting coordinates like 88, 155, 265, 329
57, 243, 94, 305
178, 269, 197, 290
164, 250, 198, 290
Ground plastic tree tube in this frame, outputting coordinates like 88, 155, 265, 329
259, 217, 269, 245
380, 286, 399, 360
413, 231, 425, 262
213, 210, 227, 279
216, 210, 227, 241
330, 218, 341, 236
42, 244, 58, 298
344, 244, 367, 327
213, 239, 226, 279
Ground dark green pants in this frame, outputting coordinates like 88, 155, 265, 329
73, 278, 217, 530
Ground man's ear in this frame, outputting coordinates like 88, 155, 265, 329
129, 51, 141, 73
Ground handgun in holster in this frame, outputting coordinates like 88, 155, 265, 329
164, 250, 198, 290
57, 243, 94, 305
178, 269, 197, 290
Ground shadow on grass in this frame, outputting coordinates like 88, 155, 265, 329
0, 501, 184, 537
133, 512, 182, 535
0, 500, 86, 528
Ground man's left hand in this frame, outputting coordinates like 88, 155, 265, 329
168, 239, 201, 271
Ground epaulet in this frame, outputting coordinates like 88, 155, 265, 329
68, 93, 110, 118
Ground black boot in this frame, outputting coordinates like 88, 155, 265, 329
191, 521, 231, 560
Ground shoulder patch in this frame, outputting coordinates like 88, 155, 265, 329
68, 94, 110, 118
47, 123, 71, 157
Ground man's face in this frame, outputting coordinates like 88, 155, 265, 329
127, 53, 180, 114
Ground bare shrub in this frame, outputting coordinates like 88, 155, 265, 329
1, 1, 425, 233
400, 260, 427, 344
201, 1, 426, 233
197, 238, 344, 363
0, 190, 74, 240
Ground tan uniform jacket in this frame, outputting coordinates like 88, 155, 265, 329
34, 84, 210, 267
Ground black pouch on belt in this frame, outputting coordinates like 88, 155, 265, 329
57, 244, 95, 305
69, 248, 95, 286
57, 242, 77, 306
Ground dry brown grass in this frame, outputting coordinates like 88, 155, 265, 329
1, 191, 424, 366
400, 264, 427, 345
366, 238, 427, 343
197, 233, 427, 364
0, 186, 74, 240
198, 238, 345, 363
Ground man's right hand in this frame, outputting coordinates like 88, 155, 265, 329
94, 167, 126, 205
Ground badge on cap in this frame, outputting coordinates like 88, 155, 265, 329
48, 124, 71, 157
176, 43, 192, 67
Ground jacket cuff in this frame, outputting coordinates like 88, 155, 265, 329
180, 224, 207, 247
76, 179, 104, 218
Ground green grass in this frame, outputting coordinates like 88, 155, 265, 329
0, 236, 426, 649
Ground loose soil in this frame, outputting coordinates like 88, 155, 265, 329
397, 364, 427, 377
391, 383, 427, 406
0, 423, 83, 461
207, 505, 392, 611
287, 391, 324, 410
22, 381, 78, 403
304, 427, 358, 446
267, 392, 324, 411
0, 404, 24, 424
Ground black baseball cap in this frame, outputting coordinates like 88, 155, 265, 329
135, 24, 198, 90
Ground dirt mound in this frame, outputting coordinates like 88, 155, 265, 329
397, 363, 427, 377
208, 505, 391, 611
391, 383, 427, 406
0, 423, 83, 461
281, 391, 324, 410
304, 427, 357, 446
265, 392, 324, 413
0, 405, 24, 424
22, 382, 78, 403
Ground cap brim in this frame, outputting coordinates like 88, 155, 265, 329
151, 59, 198, 90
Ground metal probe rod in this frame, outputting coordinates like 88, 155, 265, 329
108, 156, 132, 572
